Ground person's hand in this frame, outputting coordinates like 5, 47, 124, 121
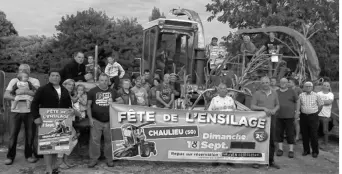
295, 111, 300, 120
34, 118, 42, 126
15, 89, 25, 95
89, 118, 94, 127
84, 73, 93, 81
270, 109, 277, 115
263, 108, 272, 116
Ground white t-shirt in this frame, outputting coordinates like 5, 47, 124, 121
208, 95, 236, 111
317, 91, 334, 117
6, 77, 40, 113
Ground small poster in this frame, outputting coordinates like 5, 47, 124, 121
209, 46, 228, 69
38, 108, 74, 154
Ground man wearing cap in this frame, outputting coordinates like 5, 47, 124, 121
296, 81, 324, 158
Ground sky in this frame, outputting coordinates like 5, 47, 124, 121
0, 0, 234, 44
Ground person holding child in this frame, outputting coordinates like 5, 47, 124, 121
11, 71, 36, 110
104, 53, 125, 89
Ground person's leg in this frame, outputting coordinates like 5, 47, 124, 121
103, 122, 114, 167
6, 113, 22, 164
23, 113, 37, 162
309, 113, 320, 156
285, 118, 295, 158
269, 116, 280, 168
300, 114, 310, 154
44, 154, 54, 173
295, 119, 301, 141
11, 100, 19, 110
114, 76, 120, 90
276, 118, 285, 156
88, 119, 103, 167
320, 117, 329, 145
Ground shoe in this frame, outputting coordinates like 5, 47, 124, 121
4, 159, 13, 165
269, 162, 280, 169
252, 164, 259, 169
212, 162, 220, 166
27, 157, 38, 163
276, 149, 283, 156
226, 163, 235, 166
312, 153, 318, 158
302, 151, 310, 156
288, 151, 294, 158
88, 160, 97, 168
106, 160, 114, 167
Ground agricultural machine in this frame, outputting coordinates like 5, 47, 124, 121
113, 122, 157, 158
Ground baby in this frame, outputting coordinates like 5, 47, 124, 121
11, 72, 36, 110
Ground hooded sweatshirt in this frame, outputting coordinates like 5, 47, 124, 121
105, 62, 125, 78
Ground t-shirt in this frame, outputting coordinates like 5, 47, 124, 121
207, 96, 236, 111
317, 91, 334, 118
251, 90, 279, 110
6, 77, 40, 113
264, 38, 281, 54
87, 86, 117, 122
277, 88, 298, 118
131, 86, 148, 106
156, 83, 173, 107
293, 87, 303, 97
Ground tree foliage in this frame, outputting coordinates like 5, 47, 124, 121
149, 7, 166, 21
206, 0, 339, 80
54, 8, 143, 72
0, 10, 18, 37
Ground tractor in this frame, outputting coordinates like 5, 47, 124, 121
113, 122, 157, 158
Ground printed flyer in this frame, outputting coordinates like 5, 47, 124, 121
38, 108, 74, 155
110, 104, 270, 164
209, 46, 228, 69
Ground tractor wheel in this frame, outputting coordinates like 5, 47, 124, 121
140, 145, 151, 157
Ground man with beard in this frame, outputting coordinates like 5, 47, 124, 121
251, 76, 280, 169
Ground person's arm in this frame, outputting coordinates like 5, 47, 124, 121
156, 91, 168, 106
118, 64, 125, 78
30, 87, 43, 120
168, 93, 175, 106
322, 93, 334, 105
87, 100, 94, 126
104, 64, 110, 76
317, 94, 324, 112
250, 42, 257, 53
240, 43, 245, 53
4, 79, 18, 100
271, 92, 280, 114
144, 90, 149, 106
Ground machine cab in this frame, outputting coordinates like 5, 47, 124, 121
142, 18, 198, 79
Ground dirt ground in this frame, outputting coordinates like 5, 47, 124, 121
0, 139, 338, 174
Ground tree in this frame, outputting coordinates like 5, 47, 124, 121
54, 8, 143, 73
149, 7, 166, 21
206, 0, 339, 80
0, 10, 18, 37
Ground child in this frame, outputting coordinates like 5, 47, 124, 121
11, 72, 36, 110
72, 84, 87, 119
86, 55, 101, 81
105, 54, 125, 89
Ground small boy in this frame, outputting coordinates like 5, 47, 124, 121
85, 55, 101, 82
11, 72, 36, 110
104, 54, 125, 89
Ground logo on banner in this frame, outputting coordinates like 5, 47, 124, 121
253, 129, 268, 142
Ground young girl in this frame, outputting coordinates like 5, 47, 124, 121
72, 84, 87, 119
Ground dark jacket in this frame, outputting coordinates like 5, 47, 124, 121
117, 88, 137, 105
60, 59, 86, 83
31, 83, 72, 119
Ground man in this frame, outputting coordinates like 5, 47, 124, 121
143, 69, 151, 83
296, 82, 324, 158
60, 51, 90, 83
257, 32, 281, 55
276, 78, 298, 158
251, 76, 280, 169
156, 74, 174, 108
270, 77, 279, 91
288, 78, 303, 141
117, 79, 137, 105
156, 41, 170, 74
31, 69, 72, 173
240, 35, 257, 54
4, 64, 40, 165
208, 83, 236, 111
87, 73, 118, 168
131, 76, 149, 106
205, 37, 219, 72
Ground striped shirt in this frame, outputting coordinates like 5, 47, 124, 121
299, 91, 324, 114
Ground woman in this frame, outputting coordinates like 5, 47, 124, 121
149, 78, 161, 107
317, 82, 334, 146
59, 79, 79, 169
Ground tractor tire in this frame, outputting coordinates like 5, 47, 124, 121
140, 145, 151, 157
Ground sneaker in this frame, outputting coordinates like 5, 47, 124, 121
4, 159, 13, 165
302, 151, 310, 156
252, 164, 259, 169
276, 149, 283, 156
288, 151, 294, 158
88, 160, 97, 168
27, 157, 38, 163
312, 153, 318, 158
269, 162, 280, 169
106, 160, 114, 167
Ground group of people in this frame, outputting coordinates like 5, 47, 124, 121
3, 49, 334, 173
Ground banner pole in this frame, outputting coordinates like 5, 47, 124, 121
94, 45, 98, 82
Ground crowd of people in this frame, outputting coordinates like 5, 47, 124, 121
2, 49, 334, 173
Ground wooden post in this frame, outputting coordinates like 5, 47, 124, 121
94, 45, 98, 82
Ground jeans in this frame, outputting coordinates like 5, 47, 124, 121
300, 112, 319, 154
7, 113, 35, 160
89, 119, 113, 161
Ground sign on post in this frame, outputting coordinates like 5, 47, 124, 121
110, 104, 270, 164
38, 108, 74, 155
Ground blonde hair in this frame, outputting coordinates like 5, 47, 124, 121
75, 84, 86, 95
19, 64, 31, 73
62, 79, 75, 87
